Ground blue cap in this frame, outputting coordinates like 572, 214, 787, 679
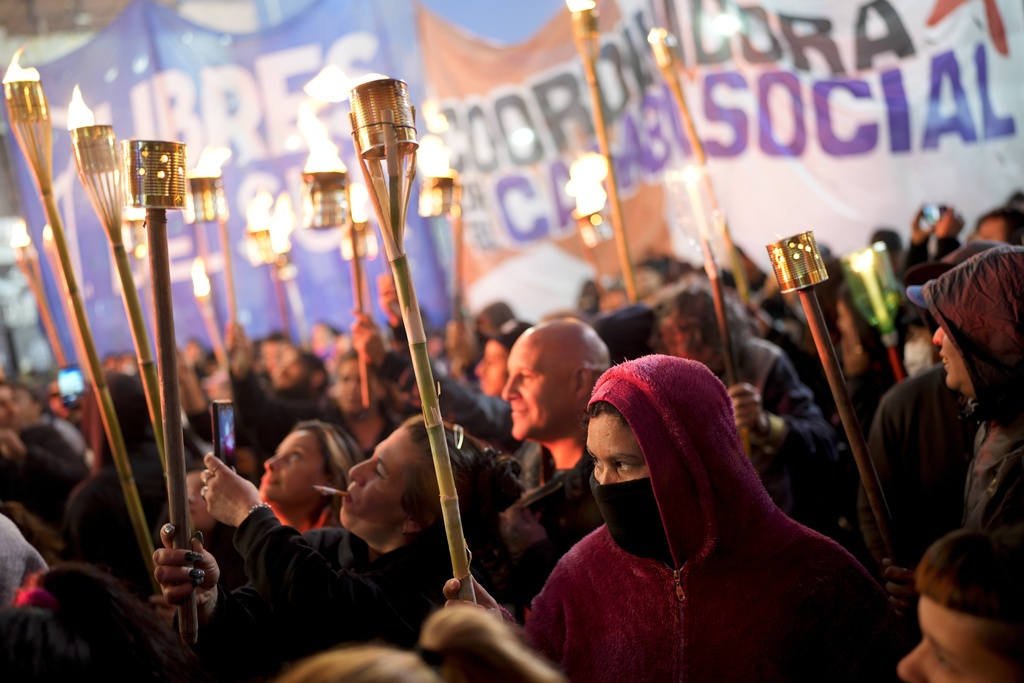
906, 284, 927, 309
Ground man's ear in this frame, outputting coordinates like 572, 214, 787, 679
571, 366, 593, 400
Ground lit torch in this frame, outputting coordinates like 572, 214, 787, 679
566, 0, 637, 303
841, 244, 906, 381
186, 146, 235, 323
69, 84, 166, 471
5, 50, 159, 599
10, 219, 66, 367
648, 27, 750, 304
342, 180, 376, 409
417, 135, 466, 325
349, 76, 474, 602
566, 152, 613, 290
192, 257, 227, 368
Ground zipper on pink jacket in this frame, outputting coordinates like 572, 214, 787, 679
672, 568, 685, 602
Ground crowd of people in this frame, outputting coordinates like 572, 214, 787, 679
1, 201, 1023, 682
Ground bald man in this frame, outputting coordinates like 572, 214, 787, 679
499, 319, 610, 612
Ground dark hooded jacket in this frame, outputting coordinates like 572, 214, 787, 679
526, 356, 905, 682
923, 245, 1024, 531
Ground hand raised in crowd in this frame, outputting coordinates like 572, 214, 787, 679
350, 311, 387, 367
911, 205, 964, 245
933, 206, 964, 240
882, 558, 917, 619
377, 274, 402, 329
225, 322, 254, 379
0, 428, 27, 464
728, 383, 770, 437
197, 453, 262, 528
153, 523, 221, 626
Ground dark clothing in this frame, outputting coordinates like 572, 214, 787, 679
378, 350, 519, 454
735, 337, 839, 525
506, 445, 603, 609
229, 371, 396, 459
0, 424, 88, 524
193, 508, 457, 682
858, 364, 972, 570
904, 237, 961, 276
62, 442, 166, 596
923, 245, 1024, 531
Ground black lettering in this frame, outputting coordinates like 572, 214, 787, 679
692, 0, 732, 65
494, 93, 544, 166
778, 14, 845, 74
467, 104, 499, 173
855, 0, 914, 69
739, 6, 783, 63
531, 72, 594, 153
598, 42, 632, 125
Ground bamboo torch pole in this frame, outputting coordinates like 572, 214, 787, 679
649, 28, 751, 304
4, 57, 158, 594
10, 220, 67, 367
568, 0, 638, 303
122, 139, 198, 642
68, 86, 166, 470
350, 78, 475, 602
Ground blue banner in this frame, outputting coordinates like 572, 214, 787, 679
8, 0, 448, 361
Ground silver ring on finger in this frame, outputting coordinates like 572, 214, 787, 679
201, 486, 208, 501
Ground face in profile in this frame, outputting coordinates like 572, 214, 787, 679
502, 335, 577, 443
475, 340, 510, 398
933, 327, 976, 400
259, 430, 330, 509
341, 426, 422, 551
897, 596, 1024, 683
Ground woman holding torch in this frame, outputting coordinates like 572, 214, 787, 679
152, 418, 521, 682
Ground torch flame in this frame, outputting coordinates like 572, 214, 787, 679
350, 182, 369, 224
247, 190, 274, 234
849, 247, 875, 274
566, 0, 596, 11
67, 85, 95, 130
10, 219, 31, 249
188, 146, 232, 178
418, 135, 452, 178
270, 192, 294, 255
3, 47, 40, 84
648, 28, 667, 45
303, 64, 349, 103
566, 153, 608, 216
422, 100, 449, 134
298, 101, 346, 173
192, 258, 211, 297
42, 225, 53, 243
682, 164, 703, 187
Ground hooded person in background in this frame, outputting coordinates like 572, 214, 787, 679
907, 245, 1024, 532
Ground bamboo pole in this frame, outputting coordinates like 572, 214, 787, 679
570, 6, 637, 303
3, 80, 158, 593
649, 29, 751, 303
350, 80, 474, 602
347, 222, 372, 409
14, 244, 67, 367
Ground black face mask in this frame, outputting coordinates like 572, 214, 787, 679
590, 475, 675, 567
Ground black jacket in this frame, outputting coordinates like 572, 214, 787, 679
193, 508, 458, 681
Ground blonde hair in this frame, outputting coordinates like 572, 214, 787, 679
273, 606, 565, 683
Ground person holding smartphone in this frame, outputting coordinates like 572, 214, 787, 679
153, 418, 522, 682
906, 204, 965, 275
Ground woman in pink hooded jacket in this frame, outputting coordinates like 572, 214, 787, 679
524, 355, 907, 682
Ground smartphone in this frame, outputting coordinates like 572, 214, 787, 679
57, 366, 85, 409
210, 400, 236, 470
922, 204, 946, 226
